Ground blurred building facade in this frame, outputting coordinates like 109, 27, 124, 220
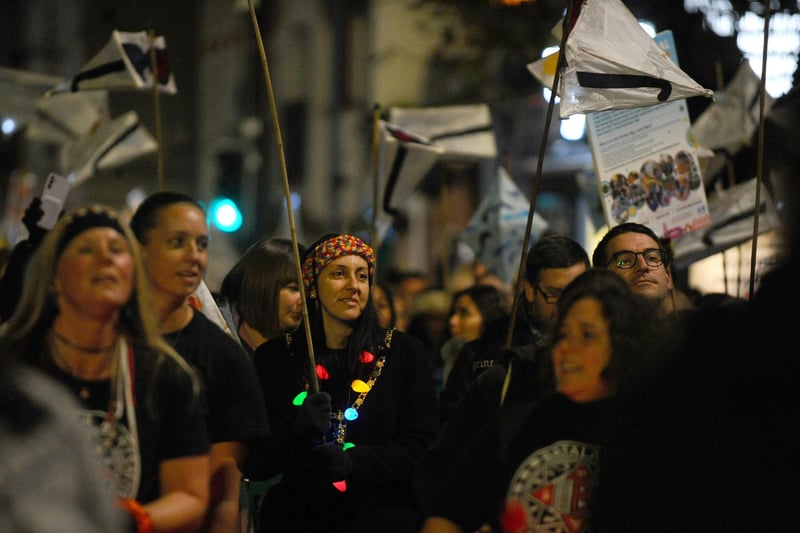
1, 0, 597, 290
5, 1, 788, 295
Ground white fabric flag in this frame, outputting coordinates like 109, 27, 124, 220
557, 0, 713, 118
378, 120, 444, 215
461, 167, 548, 286
49, 30, 177, 95
60, 110, 157, 184
389, 104, 497, 159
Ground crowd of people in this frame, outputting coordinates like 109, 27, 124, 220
0, 181, 797, 532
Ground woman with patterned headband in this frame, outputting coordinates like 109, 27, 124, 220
253, 232, 440, 533
0, 204, 210, 532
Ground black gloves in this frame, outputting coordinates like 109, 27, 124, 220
0, 198, 47, 324
21, 196, 47, 246
311, 443, 353, 483
298, 391, 332, 434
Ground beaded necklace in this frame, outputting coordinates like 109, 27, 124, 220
290, 327, 395, 447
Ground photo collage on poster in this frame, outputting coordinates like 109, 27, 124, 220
602, 149, 703, 224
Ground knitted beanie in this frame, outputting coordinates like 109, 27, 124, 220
301, 233, 375, 293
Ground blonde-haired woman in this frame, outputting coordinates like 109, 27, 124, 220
0, 204, 209, 532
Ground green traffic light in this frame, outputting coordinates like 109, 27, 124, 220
209, 197, 243, 232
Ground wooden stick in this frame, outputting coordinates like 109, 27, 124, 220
749, 1, 771, 298
148, 30, 165, 191
247, 0, 318, 393
370, 103, 381, 250
505, 0, 579, 347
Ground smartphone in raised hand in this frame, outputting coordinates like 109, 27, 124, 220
38, 173, 71, 230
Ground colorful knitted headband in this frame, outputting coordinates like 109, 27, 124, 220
56, 205, 125, 257
302, 234, 376, 292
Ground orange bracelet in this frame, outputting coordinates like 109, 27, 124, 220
118, 498, 155, 533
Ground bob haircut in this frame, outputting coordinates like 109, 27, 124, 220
220, 237, 305, 339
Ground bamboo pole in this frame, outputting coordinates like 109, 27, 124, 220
504, 0, 579, 347
148, 30, 165, 191
370, 103, 381, 249
749, 1, 771, 298
247, 0, 318, 393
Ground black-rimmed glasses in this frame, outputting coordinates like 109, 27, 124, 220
607, 248, 665, 270
533, 284, 561, 304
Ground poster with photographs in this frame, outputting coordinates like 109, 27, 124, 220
586, 31, 711, 241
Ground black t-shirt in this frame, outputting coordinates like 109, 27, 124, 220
429, 393, 615, 533
46, 339, 209, 504
165, 310, 269, 446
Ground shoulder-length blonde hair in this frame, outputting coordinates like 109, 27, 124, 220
0, 204, 197, 392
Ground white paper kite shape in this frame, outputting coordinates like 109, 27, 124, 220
389, 104, 497, 160
558, 0, 713, 118
26, 91, 110, 145
0, 66, 63, 130
49, 30, 177, 95
378, 120, 444, 216
60, 110, 158, 185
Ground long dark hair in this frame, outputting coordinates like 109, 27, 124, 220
450, 284, 510, 334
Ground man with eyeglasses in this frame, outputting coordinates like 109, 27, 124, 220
521, 235, 591, 336
592, 222, 677, 315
